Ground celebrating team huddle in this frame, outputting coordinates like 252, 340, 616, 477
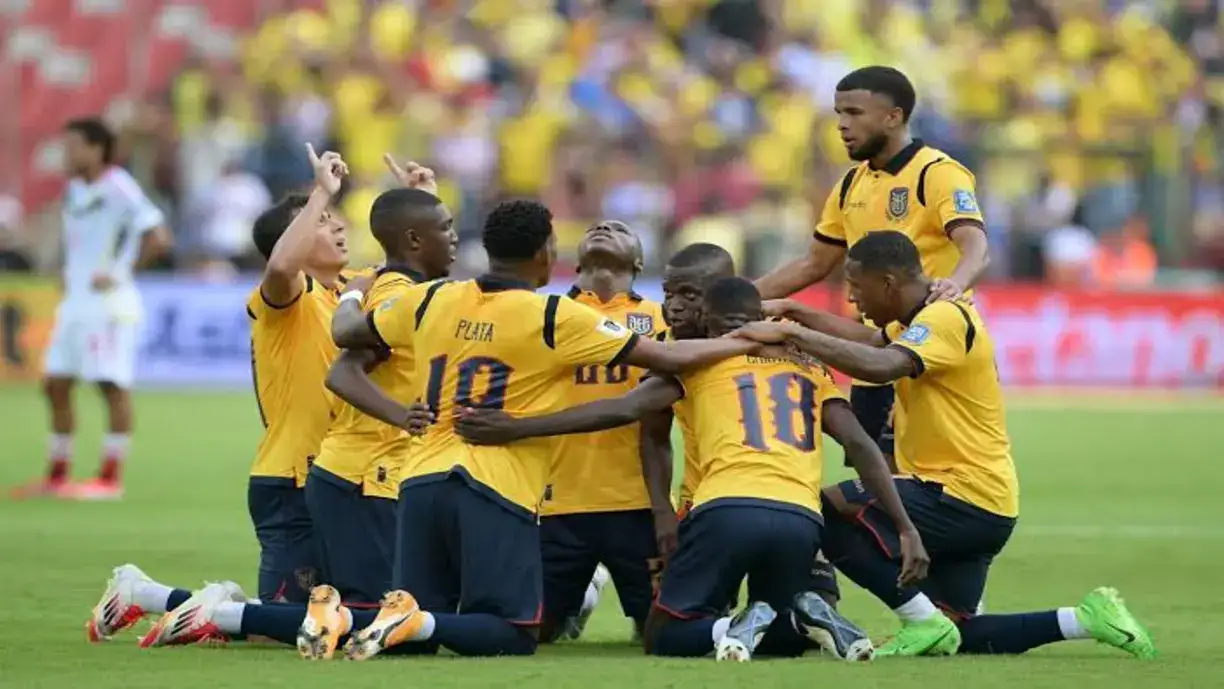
85, 67, 1155, 663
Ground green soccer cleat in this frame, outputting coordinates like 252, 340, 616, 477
875, 613, 961, 657
1076, 587, 1157, 659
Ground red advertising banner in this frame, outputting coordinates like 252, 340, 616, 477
791, 285, 1224, 389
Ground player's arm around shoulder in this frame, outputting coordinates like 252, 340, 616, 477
333, 277, 435, 350
763, 298, 886, 346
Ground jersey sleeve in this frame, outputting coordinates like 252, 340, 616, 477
813, 185, 847, 246
250, 274, 311, 319
813, 364, 848, 405
924, 162, 984, 232
886, 302, 968, 377
369, 281, 433, 349
551, 296, 637, 367
112, 173, 165, 233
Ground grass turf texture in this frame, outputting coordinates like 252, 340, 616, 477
1, 385, 1221, 689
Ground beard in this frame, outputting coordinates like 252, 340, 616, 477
848, 132, 890, 161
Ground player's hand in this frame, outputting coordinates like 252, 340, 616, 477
727, 320, 790, 344
926, 278, 965, 304
399, 402, 435, 436
307, 143, 348, 196
761, 299, 797, 320
454, 407, 521, 445
383, 154, 438, 195
652, 508, 679, 561
897, 528, 931, 586
90, 273, 116, 292
343, 273, 376, 298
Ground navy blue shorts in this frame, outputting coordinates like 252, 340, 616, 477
394, 473, 542, 625
850, 384, 895, 456
833, 477, 1016, 615
540, 509, 659, 627
656, 499, 822, 621
303, 466, 395, 605
247, 478, 319, 603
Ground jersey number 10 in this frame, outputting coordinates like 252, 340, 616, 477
425, 354, 514, 412
733, 372, 818, 452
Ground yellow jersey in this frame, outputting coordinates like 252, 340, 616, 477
370, 276, 638, 518
675, 354, 845, 519
656, 330, 701, 513
247, 273, 345, 486
542, 287, 666, 515
313, 266, 425, 499
884, 299, 1018, 517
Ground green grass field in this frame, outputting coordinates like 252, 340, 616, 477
1, 385, 1222, 689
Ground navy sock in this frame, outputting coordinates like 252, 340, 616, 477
959, 611, 1065, 655
648, 618, 716, 657
822, 508, 916, 609
238, 603, 307, 646
431, 613, 536, 656
166, 589, 192, 612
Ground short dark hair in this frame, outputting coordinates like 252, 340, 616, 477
846, 230, 923, 276
667, 243, 735, 273
251, 194, 310, 260
704, 276, 761, 316
370, 188, 442, 243
64, 117, 116, 164
482, 200, 553, 262
836, 66, 916, 122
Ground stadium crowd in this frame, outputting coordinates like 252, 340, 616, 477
5, 0, 1224, 284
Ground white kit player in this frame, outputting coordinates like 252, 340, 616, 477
11, 118, 172, 501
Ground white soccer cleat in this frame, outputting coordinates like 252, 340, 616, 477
138, 583, 230, 648
86, 564, 151, 642
715, 602, 776, 662
220, 581, 250, 603
560, 564, 612, 641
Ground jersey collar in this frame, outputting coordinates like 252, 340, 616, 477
378, 264, 426, 283
475, 274, 536, 292
872, 138, 925, 176
898, 299, 929, 326
565, 285, 644, 303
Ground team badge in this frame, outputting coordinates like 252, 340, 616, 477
899, 324, 930, 345
888, 188, 910, 220
953, 189, 979, 213
626, 312, 655, 335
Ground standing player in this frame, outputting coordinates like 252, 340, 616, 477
12, 118, 172, 500
535, 220, 666, 643
454, 277, 927, 662
734, 231, 1155, 659
325, 200, 769, 658
754, 66, 991, 464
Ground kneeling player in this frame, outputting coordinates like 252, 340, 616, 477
456, 277, 928, 661
733, 231, 1156, 659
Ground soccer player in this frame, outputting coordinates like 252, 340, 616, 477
733, 231, 1156, 659
13, 117, 172, 500
754, 66, 991, 463
454, 277, 927, 662
293, 187, 457, 658
532, 220, 666, 643
324, 200, 769, 659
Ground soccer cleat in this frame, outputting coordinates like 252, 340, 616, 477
86, 564, 151, 642
791, 591, 875, 661
1076, 587, 1157, 659
875, 613, 961, 657
65, 478, 123, 501
297, 585, 351, 660
138, 583, 230, 648
560, 564, 611, 641
344, 590, 425, 661
714, 602, 776, 662
9, 478, 71, 500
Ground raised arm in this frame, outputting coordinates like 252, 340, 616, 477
822, 399, 927, 584
765, 298, 885, 346
261, 144, 346, 307
455, 377, 684, 445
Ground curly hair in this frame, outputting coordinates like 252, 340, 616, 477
482, 200, 553, 262
846, 230, 923, 276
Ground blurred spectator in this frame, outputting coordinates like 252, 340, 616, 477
0, 193, 30, 272
9, 0, 1224, 282
181, 161, 272, 275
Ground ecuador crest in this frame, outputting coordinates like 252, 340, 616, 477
626, 312, 655, 335
888, 187, 910, 220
